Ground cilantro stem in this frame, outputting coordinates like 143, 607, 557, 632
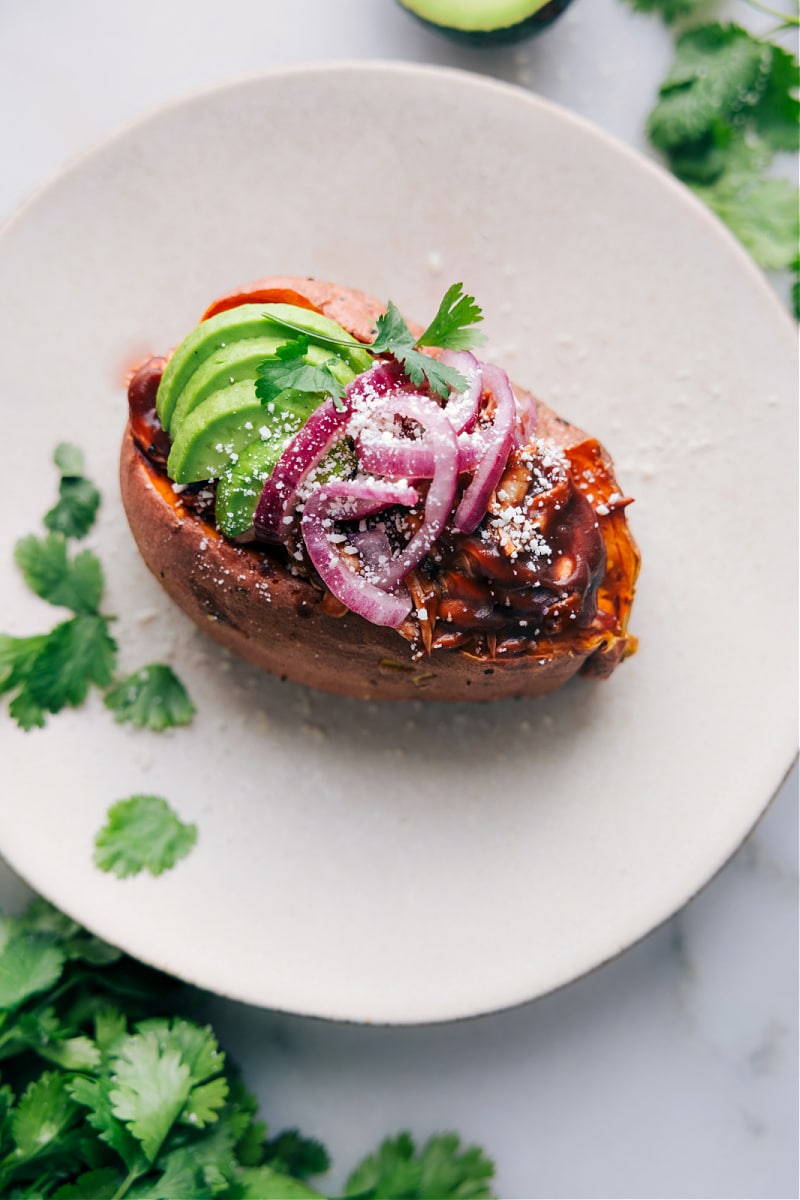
262, 311, 367, 351
743, 0, 799, 24
112, 1166, 145, 1200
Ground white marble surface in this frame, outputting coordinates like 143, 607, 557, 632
0, 1, 797, 1197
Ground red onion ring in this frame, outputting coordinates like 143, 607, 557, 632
358, 427, 485, 478
301, 480, 418, 627
439, 350, 482, 433
454, 363, 517, 534
254, 363, 403, 544
355, 395, 459, 590
253, 397, 349, 544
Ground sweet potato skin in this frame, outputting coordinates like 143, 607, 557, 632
120, 276, 636, 701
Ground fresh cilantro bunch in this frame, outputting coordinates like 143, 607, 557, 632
257, 283, 486, 407
1, 446, 194, 732
0, 899, 497, 1199
626, 1, 800, 313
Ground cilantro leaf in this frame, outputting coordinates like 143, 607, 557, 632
25, 614, 117, 713
44, 476, 101, 541
180, 1076, 230, 1128
0, 634, 49, 730
750, 42, 800, 154
417, 283, 486, 352
53, 443, 85, 477
370, 302, 466, 399
648, 25, 773, 152
370, 289, 483, 398
345, 1132, 495, 1200
43, 443, 101, 540
255, 336, 346, 407
236, 1165, 325, 1198
109, 1029, 194, 1162
620, 0, 705, 21
53, 1167, 126, 1199
93, 795, 197, 879
263, 1129, 330, 1178
9, 1072, 80, 1164
14, 534, 104, 615
369, 301, 417, 359
136, 1017, 225, 1085
104, 664, 195, 731
0, 935, 66, 1010
68, 1074, 146, 1173
691, 171, 800, 269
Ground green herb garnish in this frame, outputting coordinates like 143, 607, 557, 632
104, 664, 196, 731
255, 334, 348, 408
2, 445, 195, 732
93, 795, 197, 879
626, 3, 800, 310
261, 282, 486, 402
0, 898, 497, 1198
14, 533, 105, 615
342, 1131, 496, 1199
622, 0, 706, 22
43, 442, 101, 540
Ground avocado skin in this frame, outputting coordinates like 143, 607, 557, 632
398, 0, 574, 45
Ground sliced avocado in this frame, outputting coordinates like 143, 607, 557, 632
157, 302, 372, 432
397, 0, 573, 44
215, 434, 300, 538
215, 426, 359, 538
168, 335, 286, 434
157, 305, 276, 432
168, 379, 335, 485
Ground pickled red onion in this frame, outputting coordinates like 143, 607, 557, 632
438, 350, 482, 432
453, 363, 516, 534
301, 480, 418, 627
358, 394, 459, 590
254, 363, 404, 544
253, 397, 349, 544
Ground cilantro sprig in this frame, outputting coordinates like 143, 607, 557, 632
0, 898, 497, 1198
260, 282, 486, 403
44, 442, 101, 540
2, 445, 195, 732
626, 2, 800, 314
255, 334, 347, 408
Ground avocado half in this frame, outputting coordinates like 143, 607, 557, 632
397, 0, 575, 45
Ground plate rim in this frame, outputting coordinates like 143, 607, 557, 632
0, 58, 795, 343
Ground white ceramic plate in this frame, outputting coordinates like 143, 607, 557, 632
0, 63, 796, 1024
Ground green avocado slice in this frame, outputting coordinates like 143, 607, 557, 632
215, 436, 297, 538
397, 0, 573, 43
156, 303, 372, 433
215, 433, 358, 538
168, 335, 286, 435
167, 381, 331, 485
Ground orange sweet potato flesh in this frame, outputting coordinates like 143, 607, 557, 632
120, 277, 639, 701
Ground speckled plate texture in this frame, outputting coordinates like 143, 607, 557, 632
0, 63, 796, 1023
